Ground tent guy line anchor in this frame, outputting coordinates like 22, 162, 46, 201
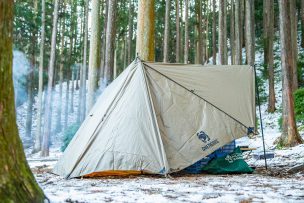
253, 64, 268, 170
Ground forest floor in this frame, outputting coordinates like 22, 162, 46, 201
15, 49, 304, 202
27, 156, 304, 203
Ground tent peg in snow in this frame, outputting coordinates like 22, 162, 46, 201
53, 58, 256, 178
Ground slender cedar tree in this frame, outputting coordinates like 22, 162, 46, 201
218, 0, 227, 65
33, 0, 46, 153
212, 0, 216, 64
278, 0, 303, 147
163, 0, 171, 62
41, 0, 60, 157
245, 0, 255, 66
88, 0, 101, 112
263, 0, 276, 112
176, 0, 180, 63
184, 0, 189, 64
104, 0, 118, 85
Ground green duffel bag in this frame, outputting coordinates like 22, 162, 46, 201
201, 147, 254, 174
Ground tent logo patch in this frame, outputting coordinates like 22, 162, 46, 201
197, 130, 219, 151
197, 131, 210, 143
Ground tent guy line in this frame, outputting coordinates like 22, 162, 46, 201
141, 59, 252, 134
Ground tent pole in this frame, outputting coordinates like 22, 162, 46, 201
254, 64, 268, 170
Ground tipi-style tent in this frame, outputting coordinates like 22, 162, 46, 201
53, 59, 255, 178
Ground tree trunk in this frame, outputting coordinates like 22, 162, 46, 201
179, 0, 184, 58
55, 0, 66, 133
41, 0, 60, 157
219, 0, 227, 65
264, 0, 276, 113
301, 0, 304, 48
64, 74, 70, 130
87, 0, 101, 112
100, 0, 108, 80
127, 0, 133, 64
212, 0, 216, 64
278, 0, 303, 147
234, 0, 242, 64
184, 0, 189, 64
25, 0, 38, 145
230, 0, 235, 65
163, 0, 170, 62
80, 0, 89, 121
103, 0, 117, 86
136, 0, 155, 61
75, 65, 79, 90
33, 0, 46, 153
77, 5, 84, 123
245, 0, 255, 66
25, 44, 34, 142
240, 0, 245, 48
123, 35, 127, 68
175, 0, 180, 63
196, 0, 203, 64
0, 2, 45, 200
204, 0, 210, 63
70, 68, 75, 113
290, 0, 298, 91
114, 41, 118, 78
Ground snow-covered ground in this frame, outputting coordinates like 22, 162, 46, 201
15, 44, 304, 202
33, 166, 304, 203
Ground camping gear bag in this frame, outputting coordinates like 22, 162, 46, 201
201, 147, 254, 174
184, 141, 236, 174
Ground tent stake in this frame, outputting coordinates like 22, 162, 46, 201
254, 64, 268, 170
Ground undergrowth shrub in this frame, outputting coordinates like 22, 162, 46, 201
294, 88, 304, 125
61, 122, 80, 152
278, 88, 304, 131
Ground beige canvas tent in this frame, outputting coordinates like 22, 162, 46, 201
53, 59, 255, 178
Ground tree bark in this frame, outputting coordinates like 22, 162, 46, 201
290, 0, 298, 91
230, 0, 235, 65
264, 0, 276, 113
301, 0, 304, 48
219, 0, 227, 65
163, 0, 171, 62
103, 0, 117, 86
33, 0, 46, 153
55, 0, 66, 133
212, 0, 216, 64
240, 0, 245, 48
180, 0, 184, 58
41, 0, 60, 157
127, 0, 133, 64
196, 0, 203, 64
184, 0, 189, 64
136, 0, 155, 61
278, 0, 303, 147
70, 68, 75, 113
25, 2, 37, 143
123, 35, 127, 68
0, 1, 45, 201
245, 0, 255, 66
204, 0, 209, 63
175, 0, 180, 63
77, 5, 84, 123
80, 0, 89, 121
87, 0, 101, 112
234, 0, 242, 64
64, 73, 70, 130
